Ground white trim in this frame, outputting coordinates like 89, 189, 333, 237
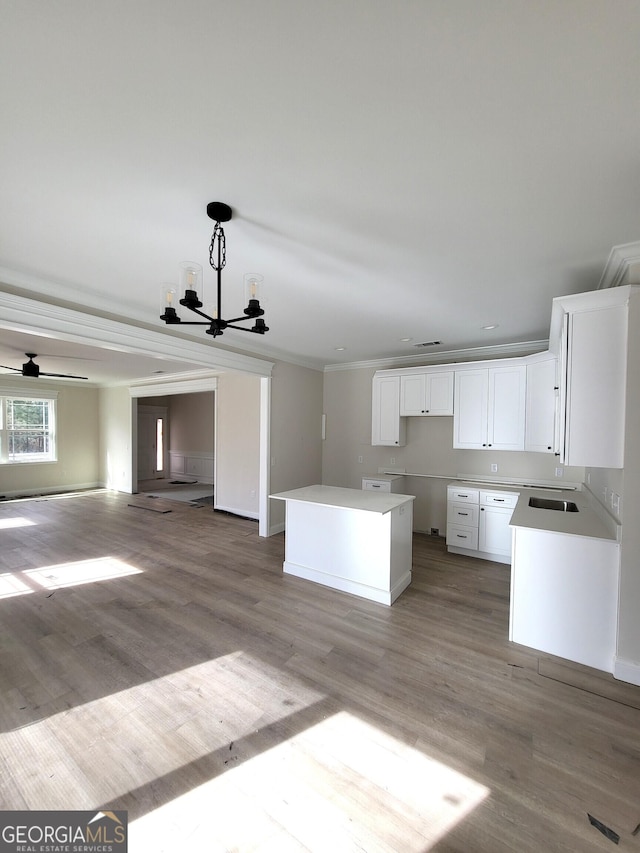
598, 241, 640, 289
323, 340, 549, 372
259, 377, 271, 537
130, 375, 218, 397
214, 504, 259, 521
0, 482, 103, 500
613, 657, 640, 686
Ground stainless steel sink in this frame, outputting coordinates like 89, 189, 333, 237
528, 496, 579, 512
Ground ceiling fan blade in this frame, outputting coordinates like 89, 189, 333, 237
0, 364, 22, 372
39, 371, 89, 380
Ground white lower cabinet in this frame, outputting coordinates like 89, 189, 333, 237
362, 475, 406, 494
510, 526, 619, 672
447, 484, 518, 564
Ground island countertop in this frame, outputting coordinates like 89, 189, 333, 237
270, 484, 416, 515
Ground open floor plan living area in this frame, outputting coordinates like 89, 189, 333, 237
1, 489, 640, 851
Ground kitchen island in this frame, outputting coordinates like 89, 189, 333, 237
270, 485, 415, 605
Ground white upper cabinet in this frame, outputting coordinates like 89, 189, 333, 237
371, 374, 406, 446
400, 371, 454, 416
525, 357, 558, 454
454, 365, 526, 451
560, 299, 628, 468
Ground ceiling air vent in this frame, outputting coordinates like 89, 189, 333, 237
413, 340, 441, 348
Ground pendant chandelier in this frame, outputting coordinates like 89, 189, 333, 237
160, 202, 269, 337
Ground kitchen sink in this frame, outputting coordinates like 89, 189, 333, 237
528, 497, 579, 512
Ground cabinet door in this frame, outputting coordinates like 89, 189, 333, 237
425, 371, 454, 415
478, 505, 513, 556
400, 371, 454, 416
564, 304, 627, 468
488, 365, 526, 451
525, 358, 557, 453
453, 370, 488, 448
372, 375, 406, 446
399, 374, 427, 415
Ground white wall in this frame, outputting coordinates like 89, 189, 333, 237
168, 391, 214, 455
215, 372, 261, 518
99, 386, 133, 492
0, 378, 100, 497
322, 366, 584, 533
616, 289, 640, 669
269, 360, 324, 530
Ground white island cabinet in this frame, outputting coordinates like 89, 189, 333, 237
270, 485, 415, 605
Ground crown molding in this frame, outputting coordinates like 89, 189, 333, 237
598, 241, 640, 289
323, 340, 549, 372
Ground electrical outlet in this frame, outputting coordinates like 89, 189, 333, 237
430, 528, 439, 536
358, 455, 363, 463
490, 463, 498, 473
390, 457, 396, 465
555, 467, 563, 478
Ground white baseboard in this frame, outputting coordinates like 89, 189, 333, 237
613, 657, 640, 686
0, 481, 102, 500
269, 521, 286, 536
214, 503, 259, 521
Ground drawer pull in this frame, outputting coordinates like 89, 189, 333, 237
371, 484, 381, 488
458, 512, 469, 516
458, 494, 468, 498
456, 534, 467, 539
493, 498, 505, 502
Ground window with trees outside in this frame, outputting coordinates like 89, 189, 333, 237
0, 393, 57, 463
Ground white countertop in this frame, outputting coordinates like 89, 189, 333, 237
510, 488, 617, 541
270, 485, 416, 514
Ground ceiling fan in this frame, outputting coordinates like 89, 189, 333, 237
0, 353, 88, 380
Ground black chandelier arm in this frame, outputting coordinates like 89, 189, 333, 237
224, 314, 262, 325
167, 320, 215, 326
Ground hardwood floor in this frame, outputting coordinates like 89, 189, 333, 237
1, 490, 640, 851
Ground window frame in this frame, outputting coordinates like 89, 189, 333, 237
0, 389, 58, 465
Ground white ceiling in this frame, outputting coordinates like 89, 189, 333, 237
1, 1, 639, 382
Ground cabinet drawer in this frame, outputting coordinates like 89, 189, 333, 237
448, 502, 479, 527
362, 479, 392, 492
446, 523, 479, 550
447, 487, 479, 504
480, 491, 518, 508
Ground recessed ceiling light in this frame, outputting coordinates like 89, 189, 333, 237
399, 337, 413, 342
334, 346, 346, 351
482, 324, 499, 330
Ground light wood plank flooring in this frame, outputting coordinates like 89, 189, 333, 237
1, 490, 640, 851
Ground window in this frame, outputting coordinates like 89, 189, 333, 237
0, 393, 57, 463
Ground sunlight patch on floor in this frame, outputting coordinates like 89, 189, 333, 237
129, 711, 490, 852
0, 571, 34, 598
0, 516, 36, 529
23, 556, 143, 590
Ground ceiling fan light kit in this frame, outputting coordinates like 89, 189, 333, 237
160, 202, 269, 338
